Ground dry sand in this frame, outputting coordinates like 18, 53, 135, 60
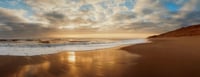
121, 36, 200, 77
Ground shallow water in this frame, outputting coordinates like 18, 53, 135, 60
0, 49, 140, 77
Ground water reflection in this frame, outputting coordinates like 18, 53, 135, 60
0, 48, 140, 77
67, 52, 76, 63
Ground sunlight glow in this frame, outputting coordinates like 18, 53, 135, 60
50, 33, 156, 39
59, 25, 76, 30
67, 52, 76, 63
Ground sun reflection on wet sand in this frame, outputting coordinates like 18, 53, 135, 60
67, 52, 76, 63
0, 47, 141, 77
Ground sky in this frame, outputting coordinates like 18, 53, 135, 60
0, 0, 200, 38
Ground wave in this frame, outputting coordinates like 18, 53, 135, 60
0, 39, 149, 56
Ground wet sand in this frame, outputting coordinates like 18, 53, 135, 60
0, 47, 140, 77
122, 36, 200, 77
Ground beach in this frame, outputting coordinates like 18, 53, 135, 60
122, 36, 200, 77
0, 37, 199, 77
0, 0, 199, 77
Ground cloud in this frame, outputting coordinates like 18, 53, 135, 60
125, 0, 200, 33
0, 8, 28, 23
0, 24, 12, 31
0, 7, 60, 38
0, 0, 200, 38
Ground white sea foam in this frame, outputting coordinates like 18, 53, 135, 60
0, 39, 149, 56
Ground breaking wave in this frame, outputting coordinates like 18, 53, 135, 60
0, 39, 149, 56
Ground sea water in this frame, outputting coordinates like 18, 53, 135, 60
0, 39, 149, 56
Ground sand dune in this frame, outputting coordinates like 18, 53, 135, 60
149, 24, 200, 38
